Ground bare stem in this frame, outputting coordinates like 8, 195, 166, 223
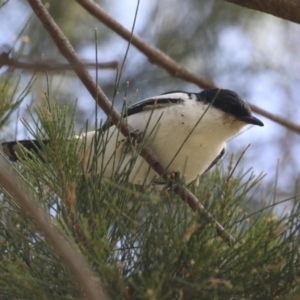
0, 51, 118, 72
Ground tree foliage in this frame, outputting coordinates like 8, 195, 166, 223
1, 84, 300, 298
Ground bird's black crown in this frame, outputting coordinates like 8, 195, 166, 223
197, 89, 250, 118
197, 89, 263, 126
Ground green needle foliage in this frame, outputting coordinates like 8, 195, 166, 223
1, 97, 300, 299
0, 73, 34, 130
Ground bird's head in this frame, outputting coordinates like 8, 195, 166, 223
197, 89, 264, 127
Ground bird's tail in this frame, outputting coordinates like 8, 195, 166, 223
2, 140, 50, 162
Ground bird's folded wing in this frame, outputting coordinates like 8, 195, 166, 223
98, 94, 186, 132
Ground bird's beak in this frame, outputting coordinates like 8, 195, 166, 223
239, 116, 264, 126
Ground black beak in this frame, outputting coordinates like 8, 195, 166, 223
239, 115, 264, 126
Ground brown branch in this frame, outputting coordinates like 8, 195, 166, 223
0, 51, 118, 73
26, 0, 235, 246
76, 0, 300, 135
173, 185, 235, 243
0, 169, 110, 300
75, 0, 214, 89
250, 104, 300, 134
226, 0, 300, 25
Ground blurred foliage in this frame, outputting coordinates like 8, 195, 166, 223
0, 71, 34, 131
18, 0, 111, 58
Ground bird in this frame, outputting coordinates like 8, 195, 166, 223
2, 88, 263, 187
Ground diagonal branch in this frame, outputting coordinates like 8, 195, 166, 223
226, 0, 300, 25
75, 0, 214, 89
250, 104, 300, 134
0, 169, 111, 300
76, 0, 300, 135
25, 0, 235, 247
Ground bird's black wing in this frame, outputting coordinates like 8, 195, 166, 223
99, 93, 188, 131
205, 148, 225, 172
126, 96, 184, 116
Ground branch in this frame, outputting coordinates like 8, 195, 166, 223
26, 0, 235, 246
76, 0, 300, 135
75, 0, 214, 89
0, 169, 110, 300
250, 104, 300, 134
0, 51, 118, 72
226, 0, 300, 25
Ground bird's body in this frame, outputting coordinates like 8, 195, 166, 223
2, 89, 263, 187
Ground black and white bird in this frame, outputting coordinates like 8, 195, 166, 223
2, 89, 263, 187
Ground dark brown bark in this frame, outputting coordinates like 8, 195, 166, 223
226, 0, 300, 25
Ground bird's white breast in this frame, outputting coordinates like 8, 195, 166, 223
83, 95, 245, 186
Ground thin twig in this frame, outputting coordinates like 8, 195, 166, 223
26, 0, 235, 246
0, 51, 118, 72
0, 168, 110, 300
250, 103, 300, 134
76, 0, 300, 135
